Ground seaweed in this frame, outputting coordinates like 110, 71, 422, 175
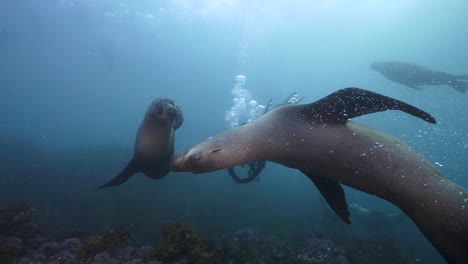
146, 223, 214, 263
0, 243, 18, 264
78, 227, 130, 259
0, 203, 39, 239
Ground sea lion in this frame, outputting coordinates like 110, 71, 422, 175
227, 92, 305, 184
96, 98, 183, 189
370, 61, 468, 93
173, 88, 468, 263
348, 203, 406, 229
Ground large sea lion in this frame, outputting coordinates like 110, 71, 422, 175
227, 92, 305, 184
173, 88, 468, 263
370, 61, 468, 93
96, 98, 183, 189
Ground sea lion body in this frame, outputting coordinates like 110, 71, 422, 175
97, 98, 183, 189
132, 112, 174, 178
370, 61, 468, 93
173, 88, 467, 263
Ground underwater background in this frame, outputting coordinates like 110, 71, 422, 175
0, 0, 467, 263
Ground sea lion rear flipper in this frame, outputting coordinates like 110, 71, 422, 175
95, 160, 140, 190
301, 170, 351, 224
303, 87, 436, 124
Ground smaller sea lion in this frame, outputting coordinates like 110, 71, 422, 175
370, 61, 468, 93
96, 98, 183, 189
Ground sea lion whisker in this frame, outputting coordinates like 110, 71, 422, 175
175, 138, 192, 158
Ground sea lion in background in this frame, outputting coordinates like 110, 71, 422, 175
348, 203, 406, 228
96, 98, 183, 190
173, 88, 468, 263
370, 61, 468, 93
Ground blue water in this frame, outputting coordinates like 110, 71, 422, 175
1, 1, 467, 263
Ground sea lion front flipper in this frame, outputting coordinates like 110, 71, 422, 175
301, 170, 351, 224
95, 160, 140, 190
302, 87, 436, 124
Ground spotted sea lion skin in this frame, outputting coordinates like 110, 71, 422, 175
173, 88, 468, 263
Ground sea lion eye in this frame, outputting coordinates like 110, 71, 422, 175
210, 148, 221, 153
156, 105, 164, 114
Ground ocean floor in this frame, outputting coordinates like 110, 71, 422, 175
0, 203, 418, 264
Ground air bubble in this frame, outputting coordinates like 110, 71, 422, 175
226, 75, 265, 128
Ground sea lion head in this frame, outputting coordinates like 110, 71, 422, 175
173, 138, 226, 173
370, 61, 385, 72
172, 128, 253, 174
146, 98, 183, 127
370, 61, 395, 75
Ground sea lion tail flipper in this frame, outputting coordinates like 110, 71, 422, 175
448, 80, 468, 94
304, 87, 436, 124
301, 170, 351, 224
95, 160, 140, 190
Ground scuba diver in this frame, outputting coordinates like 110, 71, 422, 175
227, 91, 304, 184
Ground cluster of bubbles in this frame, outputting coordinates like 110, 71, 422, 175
286, 92, 301, 104
225, 75, 266, 128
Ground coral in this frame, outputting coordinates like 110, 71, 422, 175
215, 228, 294, 264
345, 238, 415, 264
147, 223, 214, 264
294, 239, 348, 264
216, 229, 351, 264
78, 227, 130, 259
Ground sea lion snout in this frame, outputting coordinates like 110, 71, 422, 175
173, 151, 202, 172
172, 144, 225, 173
369, 61, 382, 71
166, 105, 179, 118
